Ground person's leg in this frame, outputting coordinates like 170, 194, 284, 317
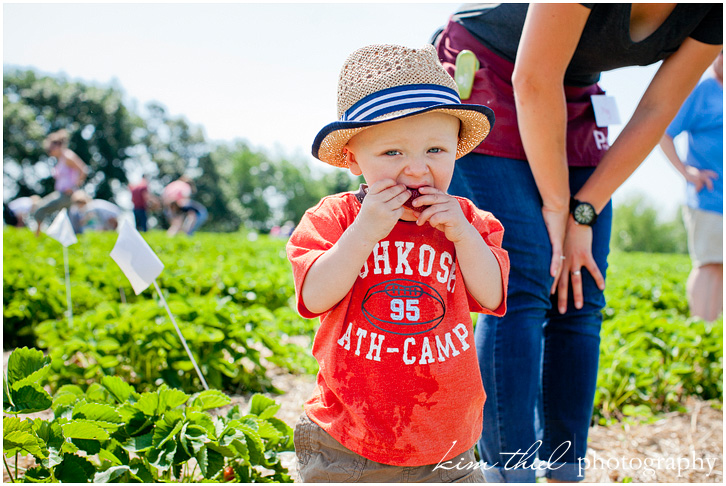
450, 153, 554, 483
687, 263, 724, 322
182, 212, 197, 235
683, 207, 723, 322
134, 208, 148, 232
186, 202, 207, 235
32, 191, 72, 235
69, 206, 84, 234
540, 167, 612, 482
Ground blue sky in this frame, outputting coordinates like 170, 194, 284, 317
3, 2, 692, 217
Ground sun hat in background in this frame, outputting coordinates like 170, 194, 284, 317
312, 44, 495, 167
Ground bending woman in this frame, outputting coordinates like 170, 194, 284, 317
434, 3, 722, 482
32, 129, 88, 236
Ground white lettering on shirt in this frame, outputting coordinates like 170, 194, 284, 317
372, 241, 391, 275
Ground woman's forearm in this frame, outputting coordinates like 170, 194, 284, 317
575, 39, 721, 212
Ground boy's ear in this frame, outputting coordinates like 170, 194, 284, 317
344, 148, 363, 176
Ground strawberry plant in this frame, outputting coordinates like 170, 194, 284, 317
3, 228, 317, 394
596, 251, 722, 424
3, 347, 294, 482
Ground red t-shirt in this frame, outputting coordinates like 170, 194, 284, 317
286, 191, 509, 466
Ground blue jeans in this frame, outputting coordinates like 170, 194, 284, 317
182, 200, 207, 235
449, 153, 612, 482
134, 208, 148, 232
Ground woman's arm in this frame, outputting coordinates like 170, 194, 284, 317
512, 3, 592, 283
63, 148, 89, 184
557, 38, 722, 313
575, 38, 722, 211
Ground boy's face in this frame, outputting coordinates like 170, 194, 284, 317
345, 112, 460, 209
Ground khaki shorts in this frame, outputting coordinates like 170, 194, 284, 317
294, 412, 485, 483
683, 206, 723, 267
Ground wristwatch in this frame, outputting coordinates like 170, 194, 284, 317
570, 197, 598, 226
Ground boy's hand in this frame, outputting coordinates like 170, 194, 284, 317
412, 187, 475, 243
356, 179, 410, 244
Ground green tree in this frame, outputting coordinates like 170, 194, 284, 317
211, 142, 360, 232
611, 194, 688, 254
3, 69, 137, 201
211, 141, 274, 231
3, 68, 360, 233
195, 151, 241, 232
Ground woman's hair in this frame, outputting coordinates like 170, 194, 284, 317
43, 129, 70, 153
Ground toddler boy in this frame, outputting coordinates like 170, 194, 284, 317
286, 44, 509, 482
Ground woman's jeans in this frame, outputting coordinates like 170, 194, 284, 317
449, 153, 612, 482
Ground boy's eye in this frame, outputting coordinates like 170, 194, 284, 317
428, 147, 443, 154
384, 150, 401, 156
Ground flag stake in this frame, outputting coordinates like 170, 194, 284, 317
153, 280, 209, 390
63, 246, 73, 326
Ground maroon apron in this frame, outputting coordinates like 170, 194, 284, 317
437, 20, 609, 167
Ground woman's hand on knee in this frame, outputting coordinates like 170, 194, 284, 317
542, 206, 569, 294
556, 220, 605, 313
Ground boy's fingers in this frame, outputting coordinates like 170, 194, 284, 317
366, 179, 401, 195
415, 203, 446, 226
394, 190, 412, 206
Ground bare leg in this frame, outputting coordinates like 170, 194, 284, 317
182, 213, 197, 235
687, 263, 723, 322
167, 215, 184, 236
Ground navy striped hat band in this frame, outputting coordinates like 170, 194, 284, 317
312, 44, 494, 167
341, 84, 461, 122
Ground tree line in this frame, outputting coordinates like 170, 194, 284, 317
3, 68, 360, 233
4, 68, 685, 252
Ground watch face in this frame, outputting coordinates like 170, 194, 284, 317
574, 203, 596, 225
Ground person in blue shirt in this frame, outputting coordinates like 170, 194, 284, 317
660, 51, 723, 322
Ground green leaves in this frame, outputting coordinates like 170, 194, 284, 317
61, 420, 110, 441
4, 227, 317, 396
196, 445, 225, 479
54, 453, 96, 483
3, 347, 52, 414
101, 375, 138, 404
188, 389, 231, 411
250, 393, 281, 419
6, 346, 51, 386
4, 417, 46, 458
596, 251, 723, 424
134, 386, 190, 416
3, 346, 294, 482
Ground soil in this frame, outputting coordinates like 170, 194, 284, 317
3, 352, 722, 483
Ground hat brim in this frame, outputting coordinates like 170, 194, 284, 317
312, 104, 495, 168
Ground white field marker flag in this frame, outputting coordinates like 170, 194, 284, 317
110, 220, 209, 390
46, 208, 78, 247
45, 208, 78, 326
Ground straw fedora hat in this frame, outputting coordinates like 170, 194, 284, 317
312, 44, 495, 167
